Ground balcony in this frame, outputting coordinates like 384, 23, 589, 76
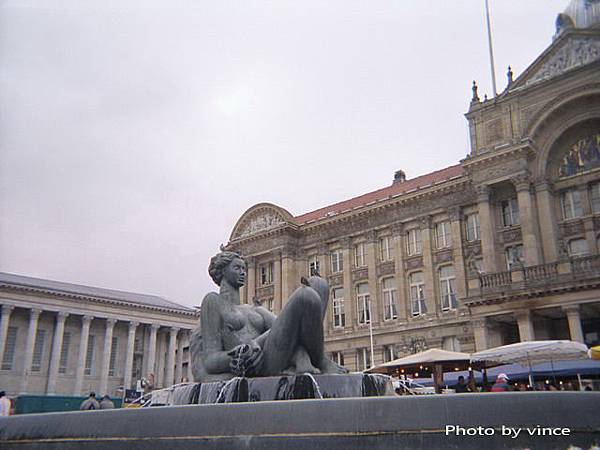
467, 255, 600, 305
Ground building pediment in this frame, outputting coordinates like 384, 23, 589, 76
230, 203, 296, 241
511, 30, 600, 90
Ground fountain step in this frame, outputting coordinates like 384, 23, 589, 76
165, 373, 392, 405
1, 393, 599, 449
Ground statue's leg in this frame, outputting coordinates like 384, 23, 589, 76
261, 286, 325, 376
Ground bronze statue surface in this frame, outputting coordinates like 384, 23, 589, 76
190, 251, 346, 382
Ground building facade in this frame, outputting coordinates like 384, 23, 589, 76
226, 2, 600, 372
0, 272, 197, 397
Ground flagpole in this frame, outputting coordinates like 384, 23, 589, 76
485, 0, 498, 97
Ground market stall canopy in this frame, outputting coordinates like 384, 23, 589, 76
367, 348, 473, 375
471, 340, 589, 367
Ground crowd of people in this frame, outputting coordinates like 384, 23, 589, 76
79, 392, 115, 410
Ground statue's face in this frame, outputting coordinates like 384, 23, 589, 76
223, 257, 246, 287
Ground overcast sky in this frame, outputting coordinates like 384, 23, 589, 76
0, 0, 568, 307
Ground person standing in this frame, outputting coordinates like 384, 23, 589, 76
0, 391, 11, 416
99, 395, 115, 409
79, 392, 100, 410
491, 373, 511, 392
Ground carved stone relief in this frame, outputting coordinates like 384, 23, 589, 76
236, 211, 286, 239
561, 220, 585, 236
503, 228, 523, 243
405, 257, 424, 271
352, 268, 369, 283
526, 37, 600, 87
328, 274, 343, 286
434, 250, 454, 264
376, 261, 396, 277
486, 118, 504, 146
257, 285, 275, 298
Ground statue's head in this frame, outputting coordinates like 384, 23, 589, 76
209, 251, 246, 287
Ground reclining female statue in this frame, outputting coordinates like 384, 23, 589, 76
190, 251, 347, 382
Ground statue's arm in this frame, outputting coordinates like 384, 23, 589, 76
201, 293, 233, 374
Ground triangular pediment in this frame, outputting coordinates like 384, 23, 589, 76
510, 30, 600, 90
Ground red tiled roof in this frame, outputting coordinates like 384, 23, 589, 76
294, 164, 465, 225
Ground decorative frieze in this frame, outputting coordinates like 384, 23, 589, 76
328, 274, 343, 287
503, 228, 523, 243
561, 220, 585, 237
257, 285, 275, 298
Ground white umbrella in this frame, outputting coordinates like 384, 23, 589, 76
471, 340, 589, 387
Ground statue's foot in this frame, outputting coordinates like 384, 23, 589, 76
320, 358, 349, 374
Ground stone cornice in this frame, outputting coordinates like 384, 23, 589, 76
0, 283, 197, 317
461, 140, 533, 171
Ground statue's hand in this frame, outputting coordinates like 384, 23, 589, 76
228, 341, 263, 377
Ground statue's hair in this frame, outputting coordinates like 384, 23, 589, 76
208, 251, 245, 285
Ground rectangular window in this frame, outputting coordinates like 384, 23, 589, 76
331, 351, 344, 366
382, 277, 398, 321
439, 265, 457, 311
356, 283, 371, 325
569, 238, 589, 257
591, 183, 600, 214
332, 287, 345, 328
1, 326, 18, 370
260, 262, 274, 285
31, 329, 46, 372
501, 198, 520, 227
466, 213, 480, 242
406, 229, 422, 256
354, 243, 366, 268
355, 348, 371, 371
410, 272, 427, 317
330, 250, 343, 273
380, 236, 393, 261
383, 345, 396, 363
58, 331, 71, 374
505, 245, 524, 270
561, 189, 583, 220
267, 298, 274, 312
308, 255, 320, 276
84, 335, 95, 376
108, 336, 118, 376
435, 221, 452, 249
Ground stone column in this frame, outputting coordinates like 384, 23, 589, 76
563, 305, 585, 344
74, 315, 93, 395
420, 216, 437, 315
146, 323, 160, 378
185, 333, 193, 381
165, 327, 179, 387
123, 321, 139, 390
274, 253, 282, 313
246, 257, 256, 305
281, 248, 296, 307
448, 207, 468, 302
392, 224, 408, 321
534, 179, 558, 262
46, 311, 69, 394
516, 310, 535, 342
175, 330, 185, 383
20, 308, 42, 393
340, 238, 355, 329
0, 305, 15, 366
317, 243, 331, 330
514, 174, 541, 266
476, 185, 498, 273
99, 318, 117, 395
472, 318, 490, 351
365, 231, 380, 326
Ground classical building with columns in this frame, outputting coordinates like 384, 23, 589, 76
225, 1, 600, 372
0, 272, 197, 397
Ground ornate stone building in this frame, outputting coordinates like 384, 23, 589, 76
0, 272, 197, 396
226, 1, 600, 372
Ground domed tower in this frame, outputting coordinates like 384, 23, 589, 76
556, 0, 600, 36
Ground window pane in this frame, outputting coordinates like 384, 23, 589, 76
58, 332, 71, 374
1, 326, 18, 370
31, 329, 46, 372
569, 239, 589, 257
85, 335, 95, 375
591, 183, 600, 214
108, 336, 118, 376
